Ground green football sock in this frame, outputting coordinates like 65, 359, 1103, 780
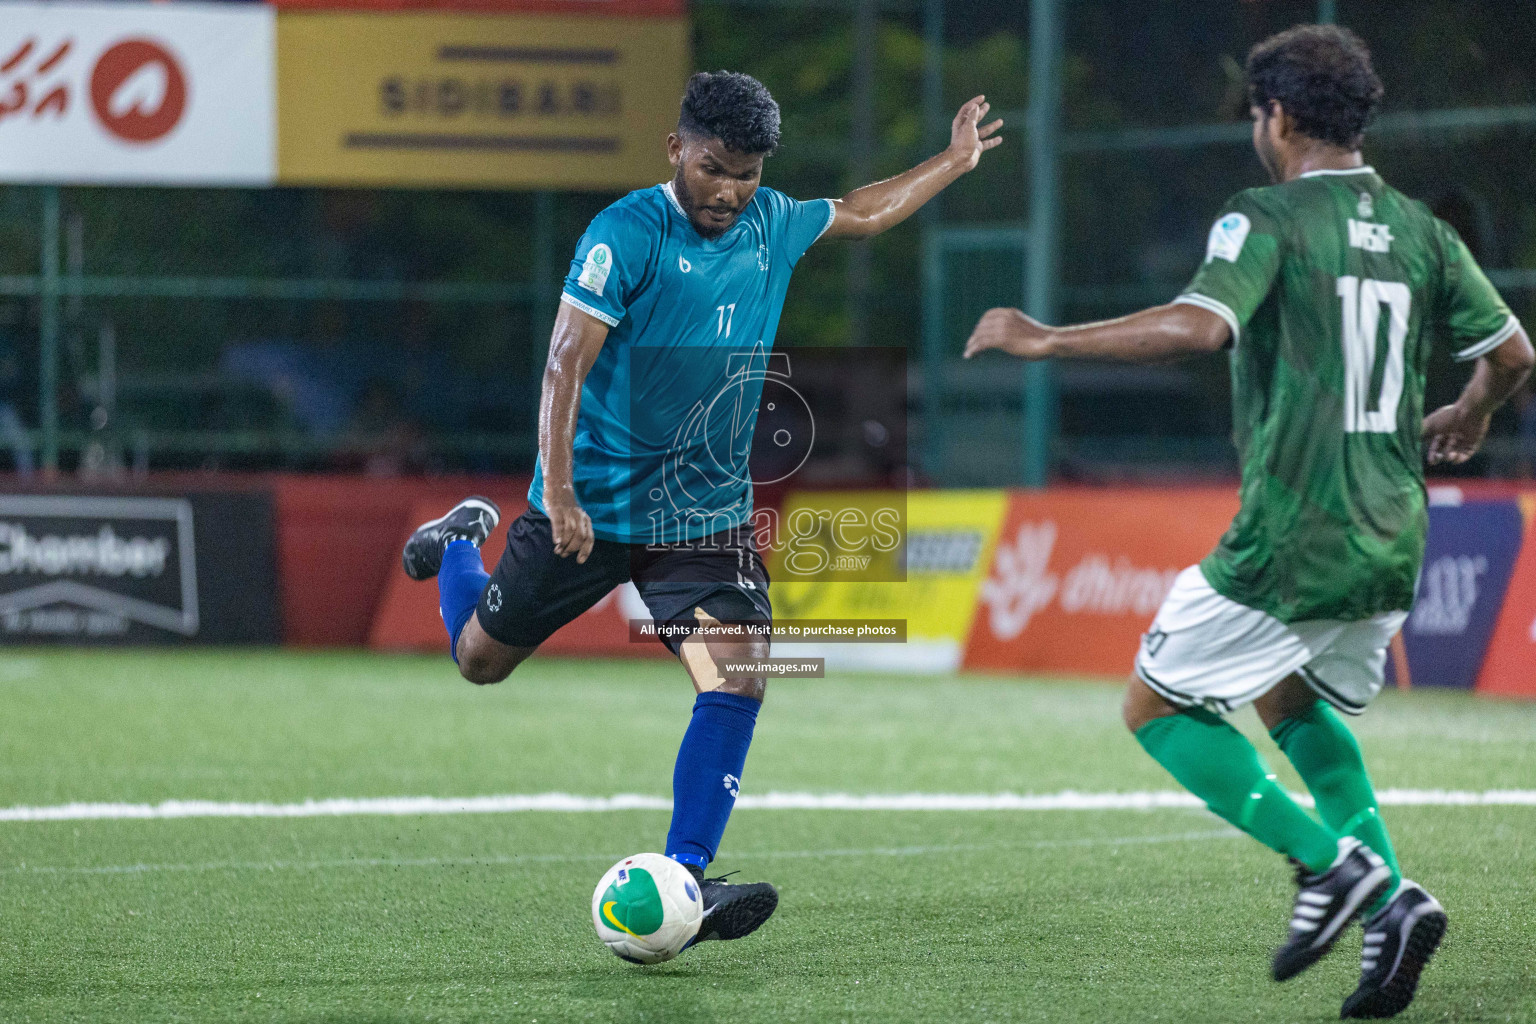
1271, 699, 1401, 913
1136, 707, 1340, 873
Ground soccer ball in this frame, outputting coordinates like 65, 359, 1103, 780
591, 852, 704, 964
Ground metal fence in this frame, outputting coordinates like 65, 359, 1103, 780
2, 0, 1533, 483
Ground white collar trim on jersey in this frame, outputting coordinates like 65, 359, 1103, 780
1298, 165, 1376, 178
662, 181, 688, 219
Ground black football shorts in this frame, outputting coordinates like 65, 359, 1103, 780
475, 509, 771, 654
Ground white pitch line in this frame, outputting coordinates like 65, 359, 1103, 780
2, 829, 1243, 877
0, 793, 672, 823
0, 789, 1532, 823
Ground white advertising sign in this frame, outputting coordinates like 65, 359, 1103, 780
0, 2, 274, 185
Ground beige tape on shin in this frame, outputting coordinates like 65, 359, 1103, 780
679, 606, 726, 693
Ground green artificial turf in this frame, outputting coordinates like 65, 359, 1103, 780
0, 651, 1531, 1022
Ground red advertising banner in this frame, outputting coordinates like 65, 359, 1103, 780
1476, 496, 1536, 699
270, 0, 685, 16
963, 489, 1240, 677
368, 497, 667, 657
370, 493, 522, 652
274, 476, 532, 646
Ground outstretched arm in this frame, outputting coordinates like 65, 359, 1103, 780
822, 96, 1003, 241
1422, 326, 1535, 464
964, 303, 1232, 364
539, 303, 610, 563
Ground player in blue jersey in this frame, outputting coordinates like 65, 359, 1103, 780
401, 71, 1002, 948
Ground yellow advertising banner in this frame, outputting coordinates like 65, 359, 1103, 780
770, 490, 1010, 672
275, 12, 688, 189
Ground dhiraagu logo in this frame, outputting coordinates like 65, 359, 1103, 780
579, 243, 613, 296
600, 867, 665, 937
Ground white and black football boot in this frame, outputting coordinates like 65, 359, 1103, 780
401, 496, 500, 581
681, 868, 779, 950
1340, 881, 1447, 1019
1272, 837, 1393, 982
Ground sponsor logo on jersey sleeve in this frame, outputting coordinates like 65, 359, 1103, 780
1204, 212, 1251, 264
579, 243, 613, 296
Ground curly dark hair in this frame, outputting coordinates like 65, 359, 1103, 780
677, 71, 781, 155
1246, 25, 1384, 148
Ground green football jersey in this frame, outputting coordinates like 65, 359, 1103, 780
1178, 166, 1520, 623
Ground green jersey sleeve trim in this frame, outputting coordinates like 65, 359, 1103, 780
1174, 293, 1241, 345
1178, 193, 1283, 343
560, 291, 621, 328
1453, 314, 1521, 362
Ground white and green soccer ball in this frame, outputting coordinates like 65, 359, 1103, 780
591, 852, 704, 964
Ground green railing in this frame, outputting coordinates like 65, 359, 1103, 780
8, 186, 557, 474
5, 0, 1534, 483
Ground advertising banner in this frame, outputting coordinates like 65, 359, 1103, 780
0, 492, 279, 644
1386, 500, 1523, 691
1476, 496, 1536, 698
0, 2, 275, 185
276, 475, 533, 646
770, 490, 1008, 673
270, 0, 685, 14
361, 483, 1536, 697
963, 489, 1240, 677
275, 11, 688, 190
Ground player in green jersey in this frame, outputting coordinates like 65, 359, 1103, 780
966, 24, 1532, 1018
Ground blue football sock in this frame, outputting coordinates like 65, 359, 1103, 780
666, 690, 761, 871
438, 540, 488, 663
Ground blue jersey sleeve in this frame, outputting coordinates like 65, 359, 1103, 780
561, 204, 653, 327
759, 187, 835, 268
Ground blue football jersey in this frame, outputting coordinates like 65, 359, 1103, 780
530, 182, 835, 543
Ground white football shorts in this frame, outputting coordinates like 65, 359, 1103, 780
1133, 565, 1408, 716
